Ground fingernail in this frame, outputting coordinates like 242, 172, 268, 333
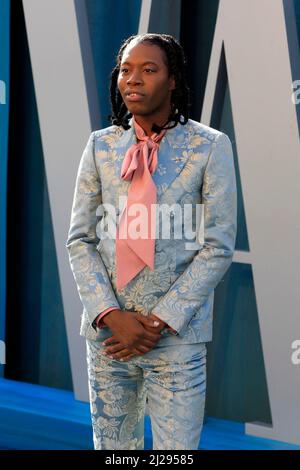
153, 321, 160, 326
102, 342, 106, 345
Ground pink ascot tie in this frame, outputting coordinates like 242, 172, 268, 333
115, 116, 167, 290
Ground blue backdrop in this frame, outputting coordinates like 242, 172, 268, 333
0, 0, 10, 378
1, 0, 300, 426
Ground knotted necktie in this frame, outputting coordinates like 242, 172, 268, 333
115, 116, 167, 290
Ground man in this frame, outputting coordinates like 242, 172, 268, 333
66, 33, 237, 450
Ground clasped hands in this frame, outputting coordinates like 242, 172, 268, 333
100, 309, 175, 362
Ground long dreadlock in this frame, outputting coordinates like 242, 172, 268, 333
108, 33, 191, 132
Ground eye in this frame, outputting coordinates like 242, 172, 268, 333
120, 68, 128, 73
144, 68, 155, 73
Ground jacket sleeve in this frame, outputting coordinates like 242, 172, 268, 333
151, 132, 237, 336
66, 132, 121, 327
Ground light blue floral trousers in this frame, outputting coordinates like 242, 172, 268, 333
85, 337, 207, 450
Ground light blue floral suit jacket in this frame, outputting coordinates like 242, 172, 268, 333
66, 116, 237, 345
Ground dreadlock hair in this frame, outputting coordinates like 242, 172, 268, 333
108, 33, 191, 133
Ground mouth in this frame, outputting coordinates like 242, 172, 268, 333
125, 92, 145, 102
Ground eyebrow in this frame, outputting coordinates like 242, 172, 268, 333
121, 61, 159, 66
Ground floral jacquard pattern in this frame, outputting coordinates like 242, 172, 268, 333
86, 339, 207, 449
66, 117, 237, 345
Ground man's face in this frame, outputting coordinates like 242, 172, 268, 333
117, 41, 175, 119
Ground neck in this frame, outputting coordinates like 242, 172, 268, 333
133, 111, 171, 137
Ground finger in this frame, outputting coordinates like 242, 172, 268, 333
143, 330, 163, 342
135, 314, 160, 329
142, 324, 164, 334
133, 337, 157, 349
104, 343, 126, 354
112, 344, 156, 359
120, 354, 135, 362
133, 333, 162, 350
109, 348, 136, 361
131, 344, 152, 354
105, 338, 157, 356
147, 314, 166, 327
102, 337, 118, 346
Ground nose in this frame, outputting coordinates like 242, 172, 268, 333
126, 70, 143, 85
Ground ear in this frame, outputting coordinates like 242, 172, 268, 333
169, 74, 176, 91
